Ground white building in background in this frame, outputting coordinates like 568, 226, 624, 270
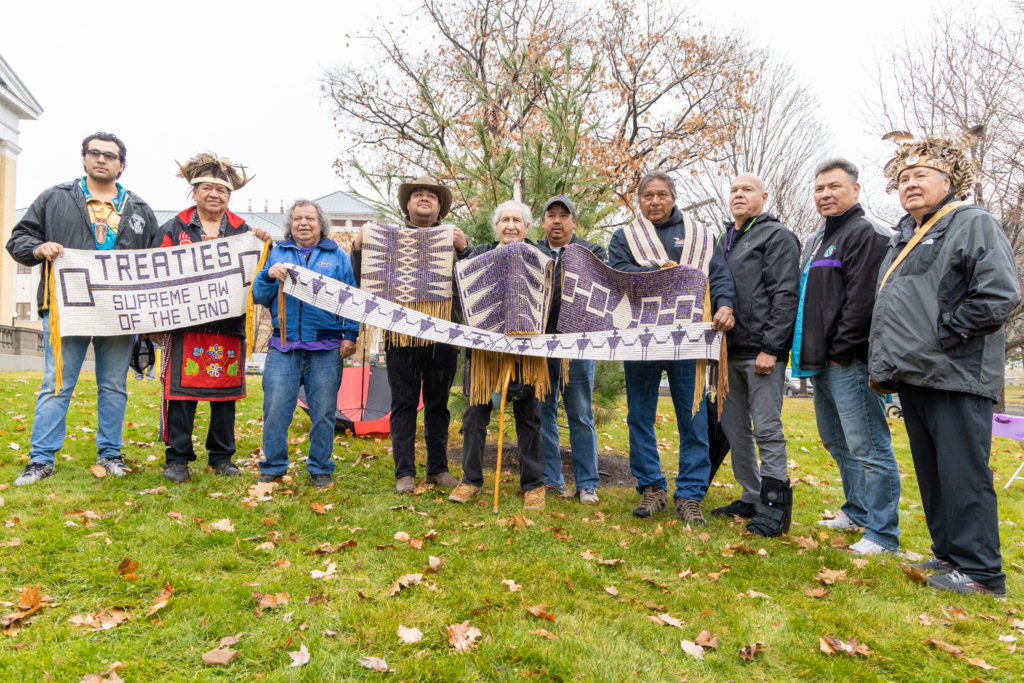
8, 190, 379, 324
0, 53, 43, 328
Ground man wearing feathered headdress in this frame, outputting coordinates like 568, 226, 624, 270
869, 127, 1020, 597
6, 132, 161, 487
157, 153, 270, 484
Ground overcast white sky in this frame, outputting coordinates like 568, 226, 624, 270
3, 0, 1004, 219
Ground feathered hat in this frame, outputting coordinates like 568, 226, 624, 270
176, 152, 253, 192
882, 125, 983, 198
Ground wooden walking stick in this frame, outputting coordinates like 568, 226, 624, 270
492, 362, 514, 515
277, 282, 287, 345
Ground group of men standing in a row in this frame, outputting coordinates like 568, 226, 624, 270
6, 131, 1019, 599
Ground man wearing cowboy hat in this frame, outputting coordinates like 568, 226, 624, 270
870, 129, 1020, 597
352, 174, 471, 494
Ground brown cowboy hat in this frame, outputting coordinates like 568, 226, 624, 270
397, 174, 452, 220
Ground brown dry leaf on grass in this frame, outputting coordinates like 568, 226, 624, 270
526, 604, 556, 622
680, 640, 705, 659
287, 643, 310, 668
309, 502, 327, 515
68, 608, 130, 631
358, 656, 393, 672
597, 557, 625, 566
792, 536, 819, 551
425, 556, 444, 574
447, 621, 482, 650
1, 585, 53, 632
388, 573, 423, 597
819, 636, 872, 657
918, 612, 953, 626
530, 628, 555, 640
804, 587, 829, 599
816, 568, 847, 585
738, 641, 766, 661
117, 558, 139, 581
924, 639, 997, 670
145, 584, 174, 617
310, 561, 337, 580
743, 589, 770, 600
252, 592, 289, 610
209, 519, 235, 533
88, 464, 106, 478
649, 613, 685, 628
80, 661, 125, 682
720, 543, 757, 557
202, 647, 239, 666
502, 579, 522, 592
695, 631, 719, 649
901, 563, 929, 584
942, 605, 968, 621
504, 513, 534, 530
604, 586, 619, 596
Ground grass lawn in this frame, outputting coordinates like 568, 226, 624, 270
1, 371, 1023, 681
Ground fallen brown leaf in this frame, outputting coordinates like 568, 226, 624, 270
397, 625, 423, 643
530, 628, 555, 640
739, 641, 766, 661
901, 563, 929, 584
604, 586, 619, 596
447, 621, 482, 650
145, 583, 174, 617
695, 630, 719, 649
804, 587, 829, 599
202, 647, 239, 666
924, 638, 962, 654
68, 608, 130, 631
88, 465, 106, 478
649, 613, 685, 628
819, 636, 871, 657
816, 568, 847, 585
502, 579, 522, 592
426, 556, 444, 574
79, 661, 125, 683
218, 633, 244, 647
252, 592, 289, 610
209, 519, 235, 533
309, 502, 326, 515
793, 536, 819, 551
388, 573, 423, 597
526, 604, 555, 622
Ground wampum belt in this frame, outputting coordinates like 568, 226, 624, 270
280, 263, 721, 362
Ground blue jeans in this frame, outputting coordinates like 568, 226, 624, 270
259, 347, 342, 477
813, 359, 901, 550
541, 358, 599, 491
29, 313, 133, 466
624, 359, 709, 500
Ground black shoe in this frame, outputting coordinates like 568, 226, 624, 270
256, 473, 279, 484
210, 461, 240, 477
926, 570, 1006, 598
711, 499, 757, 518
746, 477, 792, 538
163, 462, 191, 483
910, 556, 956, 576
311, 474, 332, 488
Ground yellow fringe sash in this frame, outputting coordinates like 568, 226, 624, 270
245, 240, 272, 358
468, 350, 551, 407
45, 262, 63, 394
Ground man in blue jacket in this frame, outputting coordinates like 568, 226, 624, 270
6, 132, 161, 486
251, 200, 359, 487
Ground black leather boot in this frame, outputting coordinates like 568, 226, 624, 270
746, 476, 792, 537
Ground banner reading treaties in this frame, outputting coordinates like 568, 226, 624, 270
53, 233, 265, 336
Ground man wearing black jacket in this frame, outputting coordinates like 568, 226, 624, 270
6, 132, 161, 486
793, 159, 900, 555
713, 173, 800, 537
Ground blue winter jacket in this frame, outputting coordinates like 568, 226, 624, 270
252, 238, 359, 343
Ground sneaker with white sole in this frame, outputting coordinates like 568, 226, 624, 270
817, 511, 858, 530
578, 488, 599, 504
848, 537, 896, 555
909, 556, 956, 576
13, 462, 54, 487
926, 570, 1006, 598
98, 457, 129, 477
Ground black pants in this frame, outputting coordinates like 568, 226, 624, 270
165, 400, 236, 466
899, 383, 1004, 589
386, 343, 458, 479
461, 390, 543, 492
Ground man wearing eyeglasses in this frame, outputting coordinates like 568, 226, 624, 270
6, 132, 161, 486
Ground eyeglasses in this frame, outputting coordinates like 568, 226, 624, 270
85, 149, 120, 162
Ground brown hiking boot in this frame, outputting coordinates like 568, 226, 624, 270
448, 482, 480, 503
632, 485, 668, 518
425, 471, 459, 488
675, 498, 708, 526
523, 488, 546, 510
395, 476, 416, 494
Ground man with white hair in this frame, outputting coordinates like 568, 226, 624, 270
449, 200, 547, 510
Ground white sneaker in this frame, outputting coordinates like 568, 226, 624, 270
98, 457, 129, 477
848, 537, 896, 555
578, 489, 599, 504
817, 511, 858, 530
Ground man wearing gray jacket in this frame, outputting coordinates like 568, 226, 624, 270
871, 130, 1020, 597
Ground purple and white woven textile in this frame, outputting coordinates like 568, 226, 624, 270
455, 242, 553, 334
359, 223, 454, 303
557, 244, 708, 333
279, 264, 721, 362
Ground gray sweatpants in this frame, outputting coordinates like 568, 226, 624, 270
720, 359, 788, 502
